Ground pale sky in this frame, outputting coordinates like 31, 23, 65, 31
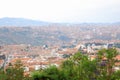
0, 0, 120, 23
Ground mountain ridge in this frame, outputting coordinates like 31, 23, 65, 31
0, 17, 120, 27
0, 17, 49, 26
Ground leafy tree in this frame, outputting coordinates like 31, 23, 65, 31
61, 60, 76, 80
32, 65, 60, 80
97, 48, 119, 80
6, 60, 24, 80
0, 69, 7, 80
71, 52, 97, 80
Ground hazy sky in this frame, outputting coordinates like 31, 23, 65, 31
0, 0, 120, 23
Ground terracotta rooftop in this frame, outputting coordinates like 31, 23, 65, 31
115, 55, 120, 60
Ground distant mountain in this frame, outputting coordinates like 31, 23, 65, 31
0, 17, 49, 26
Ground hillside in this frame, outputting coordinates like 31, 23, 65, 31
0, 24, 120, 46
0, 17, 120, 46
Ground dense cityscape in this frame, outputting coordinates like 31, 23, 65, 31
0, 21, 120, 79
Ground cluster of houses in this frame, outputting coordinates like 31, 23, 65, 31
0, 42, 120, 76
77, 42, 120, 71
77, 43, 115, 54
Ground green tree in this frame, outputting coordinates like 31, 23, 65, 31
32, 65, 60, 80
71, 52, 97, 80
97, 48, 119, 80
6, 60, 24, 80
0, 69, 7, 80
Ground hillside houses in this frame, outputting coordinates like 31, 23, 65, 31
0, 42, 120, 76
